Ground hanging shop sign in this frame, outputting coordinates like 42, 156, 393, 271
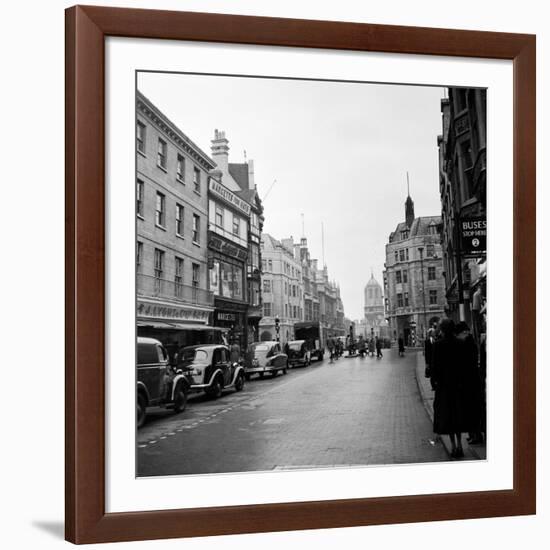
460, 216, 487, 255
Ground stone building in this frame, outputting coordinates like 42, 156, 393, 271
438, 88, 487, 329
259, 234, 304, 343
364, 273, 387, 338
136, 92, 214, 347
207, 130, 261, 349
383, 191, 446, 345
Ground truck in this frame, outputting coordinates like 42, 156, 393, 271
293, 321, 326, 362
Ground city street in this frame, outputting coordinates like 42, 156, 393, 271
138, 349, 448, 476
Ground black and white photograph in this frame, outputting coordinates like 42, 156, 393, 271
135, 72, 487, 477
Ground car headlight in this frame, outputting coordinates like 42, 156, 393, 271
192, 368, 202, 376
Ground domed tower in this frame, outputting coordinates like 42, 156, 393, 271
364, 273, 385, 337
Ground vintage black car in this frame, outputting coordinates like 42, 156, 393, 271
244, 341, 288, 379
176, 344, 245, 398
136, 337, 190, 428
285, 340, 312, 367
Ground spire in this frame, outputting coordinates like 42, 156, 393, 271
405, 171, 415, 228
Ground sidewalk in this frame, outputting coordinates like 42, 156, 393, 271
414, 351, 486, 461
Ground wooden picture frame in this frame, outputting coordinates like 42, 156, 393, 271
65, 5, 536, 544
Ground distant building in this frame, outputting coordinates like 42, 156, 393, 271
294, 236, 346, 337
383, 190, 446, 345
438, 88, 487, 330
259, 234, 304, 343
364, 273, 386, 338
136, 92, 214, 346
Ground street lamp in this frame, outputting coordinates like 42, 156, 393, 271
418, 247, 428, 341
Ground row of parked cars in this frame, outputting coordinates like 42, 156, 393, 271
137, 337, 317, 428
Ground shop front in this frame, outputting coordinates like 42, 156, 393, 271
136, 297, 218, 361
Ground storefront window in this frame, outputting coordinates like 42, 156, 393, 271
213, 259, 244, 300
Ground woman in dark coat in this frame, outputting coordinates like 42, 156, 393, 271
431, 318, 471, 458
455, 321, 484, 444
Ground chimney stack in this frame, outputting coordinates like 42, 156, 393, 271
211, 129, 229, 173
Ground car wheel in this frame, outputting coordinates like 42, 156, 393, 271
235, 372, 245, 391
207, 377, 223, 399
259, 372, 265, 379
271, 370, 278, 378
173, 382, 188, 413
137, 393, 147, 429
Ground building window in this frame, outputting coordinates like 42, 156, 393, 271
403, 270, 408, 283
396, 270, 402, 284
215, 204, 223, 227
428, 266, 436, 280
427, 244, 435, 257
136, 121, 146, 154
192, 263, 199, 287
399, 249, 405, 262
263, 279, 271, 293
136, 179, 144, 217
397, 293, 404, 308
176, 204, 184, 236
263, 302, 272, 317
154, 249, 164, 294
285, 304, 288, 317
155, 192, 165, 227
394, 251, 399, 263
232, 215, 240, 236
261, 259, 267, 272
268, 259, 273, 271
429, 290, 438, 305
404, 292, 409, 307
177, 154, 185, 181
175, 257, 184, 297
292, 285, 296, 298
406, 248, 409, 260
157, 138, 167, 169
136, 241, 143, 272
193, 167, 201, 193
192, 214, 200, 244
401, 230, 409, 240
429, 223, 438, 236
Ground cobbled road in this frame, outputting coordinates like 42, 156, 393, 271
137, 349, 448, 476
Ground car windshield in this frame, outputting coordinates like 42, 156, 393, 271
253, 344, 270, 352
287, 343, 303, 351
180, 348, 209, 365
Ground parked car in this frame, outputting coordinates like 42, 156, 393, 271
136, 337, 190, 428
284, 340, 311, 367
244, 341, 288, 379
176, 344, 245, 398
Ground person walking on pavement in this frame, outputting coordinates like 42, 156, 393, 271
368, 337, 375, 357
375, 336, 383, 358
424, 327, 436, 390
431, 318, 471, 459
230, 340, 241, 365
327, 336, 335, 363
358, 335, 366, 358
398, 334, 405, 356
455, 321, 484, 445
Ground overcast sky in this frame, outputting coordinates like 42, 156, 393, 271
138, 72, 445, 320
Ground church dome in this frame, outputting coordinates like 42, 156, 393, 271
364, 273, 383, 306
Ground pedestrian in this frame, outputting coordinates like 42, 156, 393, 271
230, 340, 241, 365
455, 321, 484, 445
431, 318, 473, 459
398, 335, 405, 356
375, 336, 383, 358
368, 338, 375, 357
327, 337, 335, 363
424, 327, 436, 390
358, 335, 366, 358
